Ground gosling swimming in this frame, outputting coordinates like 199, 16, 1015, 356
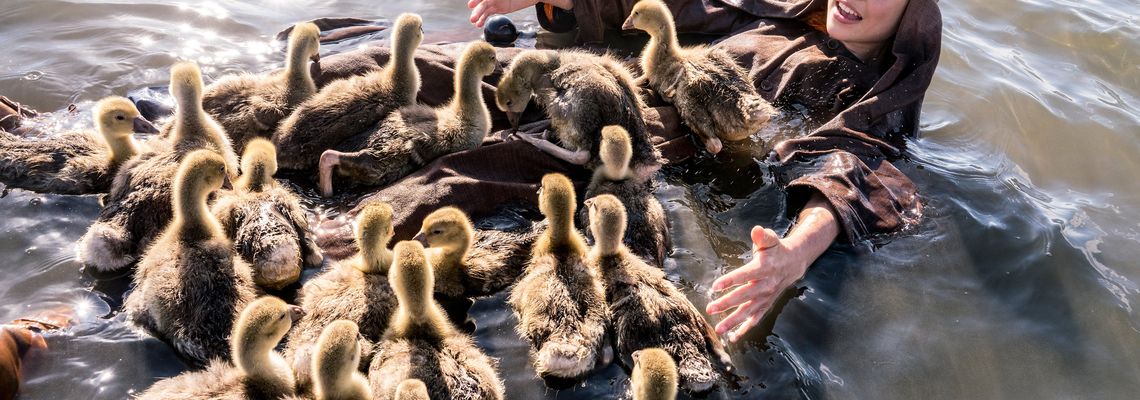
122, 149, 257, 365
212, 138, 322, 290
415, 206, 539, 299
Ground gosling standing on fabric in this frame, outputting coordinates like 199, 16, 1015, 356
368, 241, 504, 400
623, 0, 775, 154
508, 173, 610, 381
212, 138, 322, 290
135, 297, 304, 399
203, 22, 322, 151
317, 41, 498, 197
77, 61, 238, 271
0, 96, 157, 195
586, 194, 732, 393
273, 14, 423, 171
121, 150, 257, 365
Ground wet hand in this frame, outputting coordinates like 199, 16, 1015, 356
468, 0, 539, 28
706, 226, 811, 342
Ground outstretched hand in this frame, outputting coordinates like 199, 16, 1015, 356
705, 193, 841, 342
706, 226, 810, 342
467, 0, 574, 28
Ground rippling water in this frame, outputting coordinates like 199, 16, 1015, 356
2, 0, 1139, 399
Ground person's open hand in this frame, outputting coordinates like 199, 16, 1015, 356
468, 0, 539, 28
706, 226, 811, 342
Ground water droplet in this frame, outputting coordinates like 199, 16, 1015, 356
23, 70, 44, 81
29, 197, 42, 206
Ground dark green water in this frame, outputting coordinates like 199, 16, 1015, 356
1, 1, 1138, 399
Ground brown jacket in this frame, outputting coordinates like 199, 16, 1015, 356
307, 0, 942, 246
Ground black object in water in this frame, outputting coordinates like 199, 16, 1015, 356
483, 15, 519, 47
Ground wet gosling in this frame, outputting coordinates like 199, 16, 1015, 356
623, 0, 775, 154
136, 297, 304, 399
508, 173, 610, 381
580, 125, 669, 267
368, 241, 504, 400
212, 138, 322, 290
631, 348, 679, 400
587, 194, 732, 393
121, 150, 257, 365
415, 206, 538, 299
318, 41, 497, 197
204, 22, 321, 151
0, 96, 157, 195
77, 61, 237, 271
273, 13, 423, 170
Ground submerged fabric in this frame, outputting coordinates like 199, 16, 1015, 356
314, 0, 941, 244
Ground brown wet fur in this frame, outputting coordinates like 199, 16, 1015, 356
587, 195, 732, 393
369, 241, 504, 400
122, 150, 257, 366
508, 173, 609, 381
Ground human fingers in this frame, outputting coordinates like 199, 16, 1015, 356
752, 225, 780, 251
475, 12, 492, 28
467, 0, 482, 9
714, 299, 764, 336
705, 280, 765, 315
710, 258, 763, 292
469, 2, 490, 24
726, 306, 766, 343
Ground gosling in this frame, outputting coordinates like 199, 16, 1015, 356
204, 22, 321, 151
368, 241, 504, 400
310, 320, 372, 400
121, 150, 257, 366
317, 41, 498, 197
0, 96, 157, 195
135, 296, 304, 400
623, 0, 775, 154
212, 138, 323, 290
393, 379, 429, 400
579, 125, 670, 267
77, 61, 238, 271
284, 201, 398, 390
508, 173, 610, 381
274, 13, 423, 171
496, 50, 661, 179
414, 206, 539, 299
586, 194, 732, 393
631, 348, 679, 400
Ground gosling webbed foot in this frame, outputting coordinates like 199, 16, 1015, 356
317, 150, 342, 197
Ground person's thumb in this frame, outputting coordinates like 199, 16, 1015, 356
752, 226, 780, 250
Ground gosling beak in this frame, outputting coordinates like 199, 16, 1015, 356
133, 117, 160, 134
631, 349, 642, 363
621, 17, 635, 31
506, 111, 520, 132
310, 53, 321, 63
288, 305, 306, 322
413, 232, 428, 247
221, 173, 234, 190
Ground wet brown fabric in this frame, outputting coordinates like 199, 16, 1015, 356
309, 0, 940, 244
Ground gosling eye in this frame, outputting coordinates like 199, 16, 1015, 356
506, 99, 513, 106
115, 115, 125, 121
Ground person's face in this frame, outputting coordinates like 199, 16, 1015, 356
826, 0, 909, 51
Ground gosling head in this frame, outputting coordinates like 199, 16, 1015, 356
599, 125, 633, 181
355, 201, 395, 273
496, 50, 557, 130
585, 194, 627, 257
392, 13, 424, 56
288, 22, 322, 65
231, 296, 305, 371
460, 41, 498, 78
389, 240, 434, 318
236, 138, 278, 192
170, 61, 205, 111
622, 0, 674, 35
415, 207, 473, 256
538, 173, 577, 225
312, 320, 370, 400
174, 150, 228, 204
92, 96, 142, 140
631, 348, 679, 400
394, 379, 430, 400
